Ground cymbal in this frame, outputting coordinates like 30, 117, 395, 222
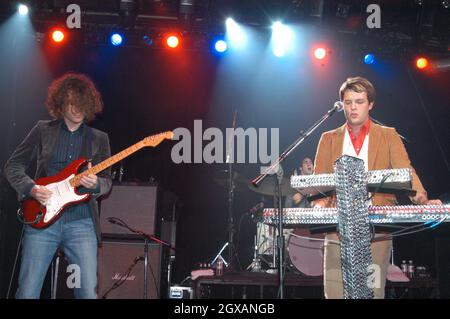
248, 177, 296, 196
213, 170, 251, 192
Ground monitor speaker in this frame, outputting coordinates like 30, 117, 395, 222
97, 238, 167, 299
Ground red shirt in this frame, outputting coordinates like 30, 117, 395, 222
346, 119, 370, 156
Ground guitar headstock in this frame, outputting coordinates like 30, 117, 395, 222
142, 131, 174, 147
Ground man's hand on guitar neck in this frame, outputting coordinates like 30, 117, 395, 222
31, 185, 52, 206
80, 162, 98, 190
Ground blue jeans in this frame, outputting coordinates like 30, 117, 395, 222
16, 217, 98, 299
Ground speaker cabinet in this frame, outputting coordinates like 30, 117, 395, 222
100, 183, 158, 236
98, 238, 168, 299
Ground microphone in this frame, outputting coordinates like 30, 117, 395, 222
328, 101, 344, 115
249, 199, 265, 219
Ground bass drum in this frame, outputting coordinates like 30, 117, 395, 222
287, 227, 324, 276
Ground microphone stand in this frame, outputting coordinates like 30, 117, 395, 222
137, 232, 172, 299
251, 101, 343, 299
226, 110, 237, 269
144, 237, 149, 299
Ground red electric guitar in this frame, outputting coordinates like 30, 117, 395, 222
19, 131, 174, 229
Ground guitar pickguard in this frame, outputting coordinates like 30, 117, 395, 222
43, 175, 90, 223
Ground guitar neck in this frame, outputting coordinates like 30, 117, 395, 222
70, 140, 145, 187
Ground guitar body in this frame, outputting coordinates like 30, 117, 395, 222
20, 158, 91, 229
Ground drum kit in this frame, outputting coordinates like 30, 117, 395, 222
214, 170, 325, 276
249, 222, 324, 276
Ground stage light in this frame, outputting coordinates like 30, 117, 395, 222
110, 33, 123, 46
143, 35, 153, 46
18, 4, 29, 15
271, 22, 293, 58
314, 47, 327, 60
51, 29, 65, 43
225, 18, 246, 49
166, 35, 180, 48
214, 39, 228, 53
364, 54, 376, 65
416, 57, 429, 69
314, 48, 327, 60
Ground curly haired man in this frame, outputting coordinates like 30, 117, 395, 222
4, 73, 112, 298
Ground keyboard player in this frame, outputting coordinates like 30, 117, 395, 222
313, 76, 442, 299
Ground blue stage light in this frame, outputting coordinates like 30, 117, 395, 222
364, 54, 376, 65
214, 40, 228, 53
110, 33, 123, 46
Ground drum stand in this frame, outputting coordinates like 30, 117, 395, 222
274, 229, 281, 271
247, 234, 263, 272
266, 225, 279, 274
247, 224, 280, 273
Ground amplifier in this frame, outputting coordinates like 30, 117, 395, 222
100, 183, 159, 236
98, 238, 169, 299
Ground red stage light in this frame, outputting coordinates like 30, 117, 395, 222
416, 57, 429, 70
51, 29, 65, 43
314, 47, 327, 60
166, 35, 180, 48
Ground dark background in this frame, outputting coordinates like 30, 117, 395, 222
0, 0, 449, 298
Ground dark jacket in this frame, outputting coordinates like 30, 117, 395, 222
4, 119, 112, 242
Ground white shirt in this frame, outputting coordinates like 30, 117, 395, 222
342, 128, 371, 203
342, 128, 370, 172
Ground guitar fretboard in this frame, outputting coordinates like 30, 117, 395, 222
69, 140, 145, 187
